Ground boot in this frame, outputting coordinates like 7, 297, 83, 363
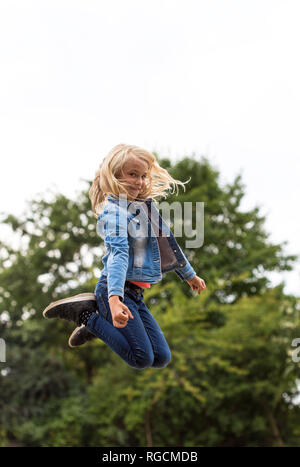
68, 324, 97, 348
42, 292, 97, 327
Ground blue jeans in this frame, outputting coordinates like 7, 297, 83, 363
86, 277, 171, 370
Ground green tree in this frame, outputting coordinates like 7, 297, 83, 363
158, 155, 296, 306
0, 154, 299, 446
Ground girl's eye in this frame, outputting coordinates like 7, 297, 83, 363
130, 173, 147, 179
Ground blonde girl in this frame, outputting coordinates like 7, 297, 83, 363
43, 144, 206, 369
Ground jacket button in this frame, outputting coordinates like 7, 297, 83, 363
174, 249, 177, 252
180, 263, 184, 267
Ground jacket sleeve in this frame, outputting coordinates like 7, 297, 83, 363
174, 244, 197, 282
97, 205, 129, 302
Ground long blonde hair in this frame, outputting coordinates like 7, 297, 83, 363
89, 143, 190, 218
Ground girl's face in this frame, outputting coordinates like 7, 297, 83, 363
117, 157, 149, 200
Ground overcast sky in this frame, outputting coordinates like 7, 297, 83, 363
0, 0, 299, 296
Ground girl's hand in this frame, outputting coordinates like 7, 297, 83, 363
109, 296, 134, 328
186, 275, 206, 295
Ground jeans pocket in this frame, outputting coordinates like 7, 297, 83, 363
124, 286, 141, 303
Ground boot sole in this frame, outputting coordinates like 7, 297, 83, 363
42, 293, 96, 318
68, 325, 97, 348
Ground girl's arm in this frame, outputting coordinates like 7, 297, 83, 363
173, 244, 206, 295
97, 205, 129, 302
174, 243, 197, 282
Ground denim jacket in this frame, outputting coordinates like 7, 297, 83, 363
95, 193, 196, 301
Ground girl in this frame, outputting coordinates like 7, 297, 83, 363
43, 144, 206, 370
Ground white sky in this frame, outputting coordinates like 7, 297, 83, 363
0, 0, 299, 296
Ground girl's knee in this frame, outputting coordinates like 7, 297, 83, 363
152, 348, 172, 369
134, 350, 155, 370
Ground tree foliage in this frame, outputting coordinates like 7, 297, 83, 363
0, 154, 299, 446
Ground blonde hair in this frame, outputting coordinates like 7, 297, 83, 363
89, 143, 191, 218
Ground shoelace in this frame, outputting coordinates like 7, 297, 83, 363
78, 309, 94, 326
